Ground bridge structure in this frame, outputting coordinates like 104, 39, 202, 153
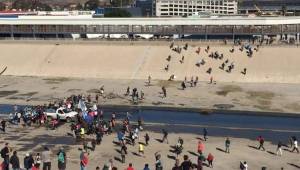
0, 16, 300, 39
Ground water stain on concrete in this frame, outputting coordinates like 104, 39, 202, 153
86, 89, 100, 93
0, 90, 18, 97
156, 80, 178, 88
67, 88, 82, 92
105, 92, 124, 100
213, 104, 234, 109
247, 90, 275, 111
216, 85, 242, 96
19, 92, 38, 97
0, 84, 8, 88
43, 77, 71, 84
285, 103, 300, 112
152, 101, 175, 106
247, 91, 275, 100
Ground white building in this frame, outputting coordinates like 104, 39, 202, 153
154, 0, 238, 17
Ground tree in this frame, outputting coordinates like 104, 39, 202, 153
84, 0, 99, 10
76, 3, 83, 10
12, 0, 52, 11
0, 2, 6, 11
12, 0, 31, 10
104, 8, 131, 17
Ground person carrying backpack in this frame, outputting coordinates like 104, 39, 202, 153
155, 152, 163, 170
9, 151, 20, 170
57, 148, 66, 170
24, 153, 34, 170
1, 143, 10, 170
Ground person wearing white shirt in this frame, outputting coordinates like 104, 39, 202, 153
292, 140, 299, 153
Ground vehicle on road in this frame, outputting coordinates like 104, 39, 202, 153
44, 107, 78, 122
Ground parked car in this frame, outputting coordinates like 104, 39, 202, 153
44, 107, 78, 122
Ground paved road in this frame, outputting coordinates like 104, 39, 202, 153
1, 104, 299, 143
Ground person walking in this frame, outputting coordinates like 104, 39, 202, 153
180, 155, 192, 170
35, 153, 41, 168
172, 159, 180, 170
257, 136, 265, 151
57, 148, 66, 170
207, 153, 214, 168
1, 119, 6, 132
1, 143, 10, 170
80, 151, 88, 170
9, 151, 20, 170
197, 141, 204, 154
161, 129, 169, 144
24, 153, 34, 170
276, 141, 283, 156
144, 133, 150, 146
162, 86, 167, 98
291, 138, 299, 153
210, 76, 213, 84
148, 76, 151, 85
42, 147, 51, 170
120, 145, 127, 163
181, 82, 186, 90
138, 143, 145, 157
194, 76, 198, 86
143, 164, 150, 170
126, 163, 135, 170
154, 152, 163, 170
203, 128, 208, 141
197, 153, 206, 170
240, 161, 248, 170
225, 137, 231, 153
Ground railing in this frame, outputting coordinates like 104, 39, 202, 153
0, 24, 300, 35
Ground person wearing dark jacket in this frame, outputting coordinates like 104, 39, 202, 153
24, 153, 34, 170
10, 151, 20, 170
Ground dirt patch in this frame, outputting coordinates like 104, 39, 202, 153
152, 101, 174, 105
67, 89, 82, 92
253, 105, 271, 111
155, 80, 178, 88
87, 89, 100, 93
247, 91, 275, 100
7, 92, 38, 100
253, 105, 283, 112
0, 84, 8, 88
213, 104, 234, 109
247, 91, 275, 111
43, 77, 71, 84
105, 92, 124, 100
18, 92, 38, 97
216, 85, 242, 96
0, 90, 18, 97
285, 103, 300, 112
7, 96, 21, 100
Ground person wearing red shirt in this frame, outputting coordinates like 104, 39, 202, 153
207, 153, 214, 168
126, 163, 135, 170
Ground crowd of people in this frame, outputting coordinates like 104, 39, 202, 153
163, 41, 259, 90
0, 41, 299, 170
1, 94, 299, 170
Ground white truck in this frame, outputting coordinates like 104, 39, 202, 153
44, 107, 78, 122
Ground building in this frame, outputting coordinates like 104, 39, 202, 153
154, 0, 237, 17
238, 0, 300, 16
